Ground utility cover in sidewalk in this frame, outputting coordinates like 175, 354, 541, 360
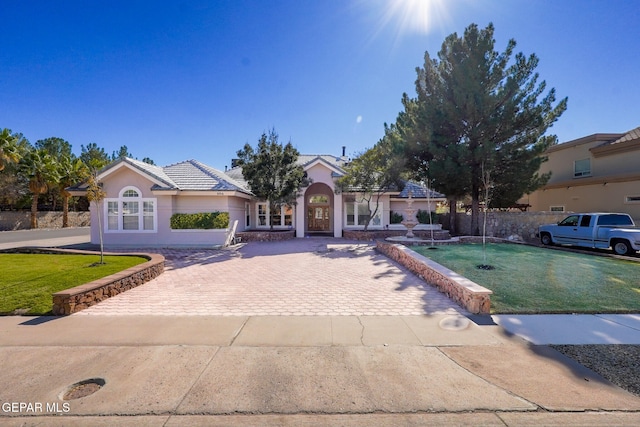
60, 378, 105, 400
439, 316, 470, 331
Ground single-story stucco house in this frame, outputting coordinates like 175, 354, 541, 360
69, 152, 445, 247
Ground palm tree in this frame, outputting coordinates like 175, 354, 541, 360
19, 149, 60, 228
57, 155, 89, 227
0, 128, 22, 171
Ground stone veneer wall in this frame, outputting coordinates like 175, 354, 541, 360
376, 241, 492, 314
442, 212, 570, 242
52, 251, 165, 315
0, 211, 90, 231
344, 229, 451, 241
236, 230, 296, 242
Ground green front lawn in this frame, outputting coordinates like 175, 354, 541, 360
414, 244, 640, 314
0, 253, 147, 315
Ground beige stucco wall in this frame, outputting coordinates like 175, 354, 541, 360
539, 134, 635, 183
526, 182, 640, 224
540, 139, 597, 183
523, 133, 640, 223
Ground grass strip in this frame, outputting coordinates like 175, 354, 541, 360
0, 253, 147, 315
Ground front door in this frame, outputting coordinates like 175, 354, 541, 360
308, 206, 331, 232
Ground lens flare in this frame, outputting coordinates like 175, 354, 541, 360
358, 0, 454, 50
384, 0, 449, 35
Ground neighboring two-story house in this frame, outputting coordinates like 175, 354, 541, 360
521, 126, 640, 223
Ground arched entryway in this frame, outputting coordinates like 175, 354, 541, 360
304, 183, 334, 235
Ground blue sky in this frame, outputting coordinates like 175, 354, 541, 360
2, 0, 639, 169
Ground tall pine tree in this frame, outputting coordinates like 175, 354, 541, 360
236, 129, 309, 230
400, 23, 567, 234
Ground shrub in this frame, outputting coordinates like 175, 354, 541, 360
170, 212, 230, 229
390, 211, 404, 224
416, 209, 437, 224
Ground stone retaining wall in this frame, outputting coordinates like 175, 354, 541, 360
344, 229, 451, 241
236, 230, 296, 242
0, 211, 90, 231
51, 251, 164, 315
376, 241, 492, 314
442, 212, 569, 242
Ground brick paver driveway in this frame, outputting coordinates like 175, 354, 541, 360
76, 238, 462, 316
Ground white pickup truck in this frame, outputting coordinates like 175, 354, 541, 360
538, 213, 640, 255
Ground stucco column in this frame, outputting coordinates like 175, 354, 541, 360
296, 193, 305, 238
334, 192, 343, 237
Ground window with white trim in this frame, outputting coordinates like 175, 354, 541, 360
345, 200, 383, 227
574, 158, 591, 177
255, 202, 294, 228
245, 202, 251, 227
105, 186, 157, 232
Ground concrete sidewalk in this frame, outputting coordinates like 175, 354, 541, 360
2, 236, 640, 425
1, 315, 640, 426
494, 313, 640, 345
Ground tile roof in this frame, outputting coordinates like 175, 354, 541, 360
223, 166, 249, 190
396, 181, 446, 199
610, 126, 640, 145
93, 156, 442, 199
161, 160, 252, 193
225, 155, 347, 188
298, 154, 348, 170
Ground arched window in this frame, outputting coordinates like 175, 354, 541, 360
105, 186, 157, 232
309, 194, 329, 204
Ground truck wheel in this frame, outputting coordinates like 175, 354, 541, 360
540, 233, 553, 246
612, 239, 632, 256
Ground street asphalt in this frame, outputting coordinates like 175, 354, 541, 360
0, 229, 639, 426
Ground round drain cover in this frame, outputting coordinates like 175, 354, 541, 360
439, 316, 470, 331
61, 378, 106, 400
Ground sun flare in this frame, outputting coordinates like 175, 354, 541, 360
380, 0, 451, 35
387, 0, 448, 34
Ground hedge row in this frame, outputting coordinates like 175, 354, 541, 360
170, 212, 230, 229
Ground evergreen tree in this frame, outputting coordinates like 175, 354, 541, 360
80, 143, 110, 171
35, 137, 72, 159
111, 145, 133, 161
236, 129, 308, 230
401, 23, 567, 234
397, 95, 470, 234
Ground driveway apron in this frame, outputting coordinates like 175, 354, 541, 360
76, 238, 462, 316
